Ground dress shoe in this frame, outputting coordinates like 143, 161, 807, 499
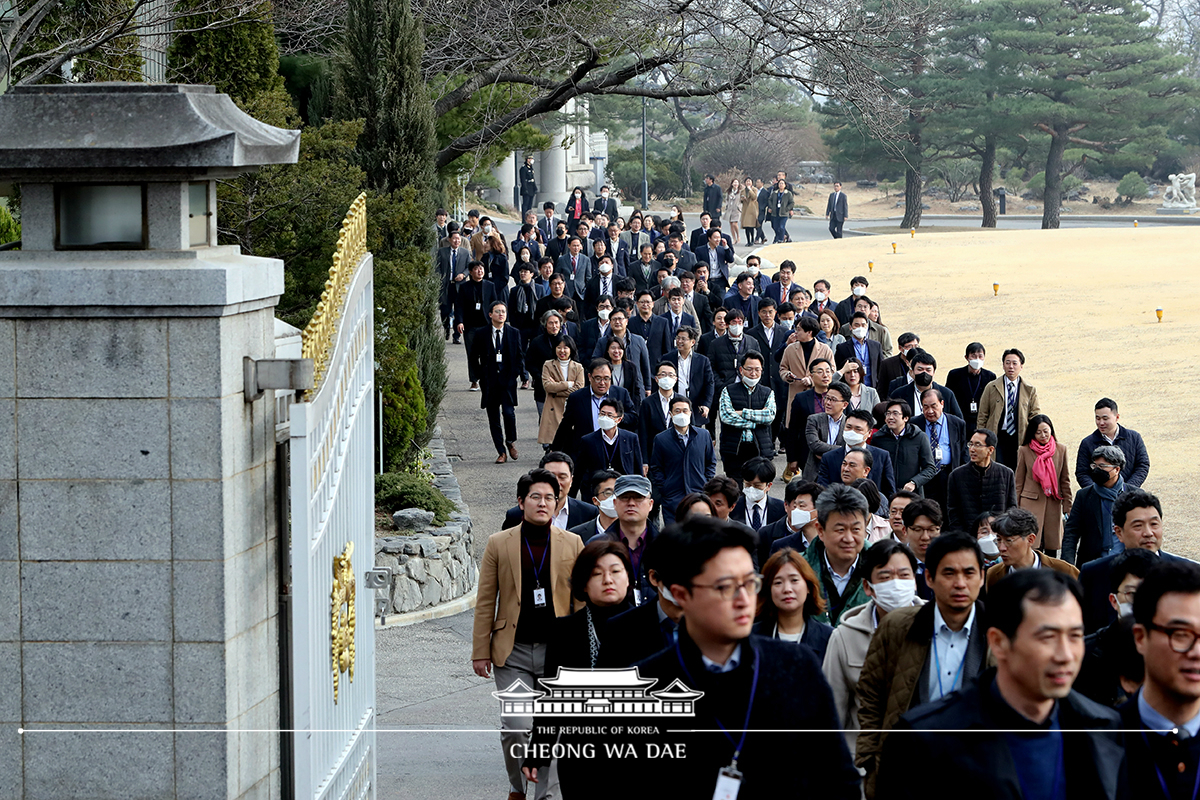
507, 442, 519, 460
453, 336, 461, 345
507, 793, 526, 800
495, 453, 508, 464
470, 382, 480, 391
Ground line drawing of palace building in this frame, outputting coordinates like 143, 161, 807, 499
493, 668, 704, 717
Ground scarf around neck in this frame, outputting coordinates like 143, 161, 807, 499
1029, 438, 1061, 499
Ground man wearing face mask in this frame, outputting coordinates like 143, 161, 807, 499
649, 395, 717, 525
708, 309, 752, 394
823, 539, 924, 756
877, 333, 921, 396
587, 474, 658, 605
944, 342, 996, 431
839, 295, 893, 357
765, 480, 824, 564
583, 257, 618, 319
664, 327, 714, 427
835, 312, 882, 389
730, 456, 786, 532
576, 295, 613, 357
809, 279, 834, 316
816, 410, 897, 499
834, 276, 871, 325
569, 470, 622, 542
718, 351, 777, 484
1062, 445, 1128, 569
640, 361, 679, 465
886, 350, 963, 421
985, 507, 1079, 591
594, 184, 618, 220
469, 215, 501, 259
574, 399, 644, 500
1074, 548, 1155, 706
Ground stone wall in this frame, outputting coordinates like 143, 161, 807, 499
374, 428, 476, 616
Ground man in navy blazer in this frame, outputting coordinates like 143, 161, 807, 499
469, 301, 524, 462
551, 359, 639, 459
911, 389, 969, 510
629, 291, 673, 366
1078, 488, 1189, 633
554, 237, 592, 300
576, 297, 614, 358
688, 212, 714, 250
501, 450, 598, 529
763, 260, 801, 307
886, 351, 963, 420
692, 229, 735, 294
834, 321, 883, 388
663, 332, 715, 426
639, 367, 675, 463
817, 437, 897, 499
648, 396, 717, 525
574, 398, 645, 499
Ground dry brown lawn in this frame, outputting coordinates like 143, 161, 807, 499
760, 226, 1200, 557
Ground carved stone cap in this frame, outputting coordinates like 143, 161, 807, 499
0, 83, 300, 180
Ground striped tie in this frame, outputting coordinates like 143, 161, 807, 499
1005, 382, 1017, 435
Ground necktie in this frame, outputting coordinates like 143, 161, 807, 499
752, 504, 762, 531
572, 255, 577, 274
494, 328, 502, 353
450, 251, 456, 273
931, 420, 940, 447
673, 315, 680, 337
602, 277, 609, 297
1005, 382, 1017, 435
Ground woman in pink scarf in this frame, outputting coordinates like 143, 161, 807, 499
1014, 414, 1074, 558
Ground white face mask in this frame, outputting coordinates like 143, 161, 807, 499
968, 358, 985, 370
749, 265, 760, 275
979, 533, 1000, 557
597, 416, 617, 431
852, 326, 869, 339
658, 376, 676, 391
853, 286, 866, 297
815, 291, 827, 302
601, 191, 609, 198
598, 309, 611, 321
743, 486, 767, 504
777, 319, 793, 331
1117, 601, 1134, 618
661, 586, 681, 607
843, 430, 866, 446
598, 497, 617, 516
872, 578, 918, 612
728, 323, 744, 337
599, 263, 613, 275
742, 375, 760, 389
672, 412, 691, 428
482, 224, 492, 234
790, 508, 811, 528
575, 192, 582, 198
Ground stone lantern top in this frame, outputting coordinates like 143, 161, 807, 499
0, 83, 300, 181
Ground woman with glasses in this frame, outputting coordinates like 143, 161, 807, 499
1014, 413, 1073, 559
753, 547, 834, 661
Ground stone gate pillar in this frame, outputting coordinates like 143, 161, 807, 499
0, 83, 299, 799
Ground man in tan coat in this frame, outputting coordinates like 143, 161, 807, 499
855, 532, 988, 798
778, 316, 835, 480
976, 347, 1040, 470
472, 468, 584, 800
985, 507, 1079, 591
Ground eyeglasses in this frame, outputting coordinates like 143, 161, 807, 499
966, 442, 991, 449
525, 493, 557, 505
740, 367, 763, 375
1093, 463, 1117, 471
1115, 587, 1137, 601
907, 525, 940, 536
1146, 622, 1200, 654
691, 574, 763, 600
595, 488, 615, 499
598, 412, 621, 420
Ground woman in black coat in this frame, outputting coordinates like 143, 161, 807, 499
526, 311, 567, 415
565, 186, 590, 227
482, 234, 510, 297
752, 547, 834, 662
601, 337, 644, 410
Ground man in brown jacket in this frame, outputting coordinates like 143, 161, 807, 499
855, 532, 988, 798
472, 469, 584, 800
985, 507, 1079, 592
976, 347, 1040, 469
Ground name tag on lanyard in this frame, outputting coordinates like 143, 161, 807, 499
532, 587, 547, 607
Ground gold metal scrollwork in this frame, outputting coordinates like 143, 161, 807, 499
331, 541, 356, 703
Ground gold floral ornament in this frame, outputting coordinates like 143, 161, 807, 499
331, 541, 356, 703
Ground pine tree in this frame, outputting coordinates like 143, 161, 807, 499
167, 1, 285, 103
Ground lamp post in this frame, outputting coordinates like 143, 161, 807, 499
641, 95, 649, 210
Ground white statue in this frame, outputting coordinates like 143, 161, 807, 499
1162, 173, 1197, 208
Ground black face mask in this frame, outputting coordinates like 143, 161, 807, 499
1089, 466, 1114, 485
914, 372, 934, 388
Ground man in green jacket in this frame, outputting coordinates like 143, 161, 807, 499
805, 483, 872, 626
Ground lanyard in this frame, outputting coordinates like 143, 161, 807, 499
1011, 733, 1064, 800
523, 537, 550, 589
674, 638, 761, 771
1142, 729, 1200, 800
932, 632, 968, 699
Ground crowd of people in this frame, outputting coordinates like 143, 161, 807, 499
445, 191, 1190, 800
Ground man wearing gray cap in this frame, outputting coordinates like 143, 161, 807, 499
588, 473, 657, 605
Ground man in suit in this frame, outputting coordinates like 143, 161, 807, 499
985, 508, 1079, 591
746, 296, 788, 443
808, 279, 835, 317
628, 243, 659, 294
692, 228, 734, 294
658, 287, 697, 344
723, 271, 761, 325
663, 326, 715, 427
1078, 488, 1191, 634
436, 230, 471, 342
455, 261, 500, 389
640, 361, 677, 464
816, 410, 896, 498
762, 479, 823, 566
943, 341, 996, 430
470, 301, 523, 462
576, 295, 613, 358
764, 260, 801, 307
545, 223, 571, 263
877, 332, 921, 394
472, 468, 584, 800
554, 237, 592, 301
729, 456, 785, 532
833, 275, 870, 325
834, 312, 882, 388
707, 309, 754, 394
601, 223, 630, 275
538, 202, 561, 243
551, 359, 639, 460
838, 295, 893, 357
568, 470, 620, 543
574, 398, 644, 499
697, 306, 726, 357
677, 272, 712, 332
620, 215, 651, 256
582, 257, 619, 320
649, 395, 717, 525
510, 223, 542, 263
661, 234, 698, 274
802, 381, 850, 479
1075, 397, 1150, 489
825, 181, 848, 238
886, 350, 964, 421
594, 305, 653, 391
702, 174, 723, 226
784, 355, 836, 478
689, 211, 713, 251
519, 155, 538, 216
629, 290, 672, 366
755, 179, 771, 243
912, 387, 969, 512
976, 347, 1040, 470
501, 452, 598, 530
594, 185, 618, 220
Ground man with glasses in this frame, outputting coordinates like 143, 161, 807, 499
1075, 548, 1156, 706
1125, 559, 1200, 795
899, 498, 942, 601
551, 359, 639, 463
664, 326, 715, 427
718, 351, 777, 485
587, 474, 657, 605
569, 469, 621, 542
945, 428, 1017, 532
574, 398, 643, 500
626, 515, 860, 798
984, 507, 1080, 591
473, 469, 585, 800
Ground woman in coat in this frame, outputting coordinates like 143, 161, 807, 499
817, 308, 846, 348
538, 335, 584, 446
527, 311, 566, 417
740, 177, 760, 244
1014, 413, 1073, 557
603, 337, 644, 409
752, 547, 834, 662
765, 177, 795, 243
839, 357, 879, 411
724, 179, 743, 244
565, 186, 590, 227
481, 233, 510, 297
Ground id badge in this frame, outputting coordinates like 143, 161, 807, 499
970, 401, 978, 413
533, 587, 547, 607
496, 352, 504, 363
714, 767, 743, 800
633, 588, 642, 606
934, 446, 943, 461
475, 302, 482, 311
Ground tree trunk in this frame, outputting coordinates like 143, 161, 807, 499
901, 166, 923, 228
1041, 126, 1068, 230
980, 133, 996, 228
680, 136, 696, 197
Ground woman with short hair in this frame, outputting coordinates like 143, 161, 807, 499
840, 357, 879, 411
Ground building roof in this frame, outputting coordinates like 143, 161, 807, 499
492, 679, 545, 701
651, 678, 705, 700
539, 667, 657, 689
